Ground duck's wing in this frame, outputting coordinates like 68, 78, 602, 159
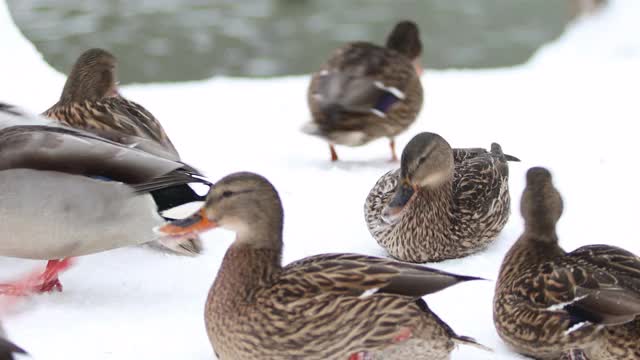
453, 144, 510, 212
453, 145, 520, 163
0, 124, 186, 184
525, 246, 640, 327
309, 43, 416, 131
43, 97, 180, 160
281, 253, 482, 299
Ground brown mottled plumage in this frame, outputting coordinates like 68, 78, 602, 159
42, 48, 205, 256
494, 167, 640, 360
157, 172, 488, 359
365, 132, 515, 263
303, 21, 424, 161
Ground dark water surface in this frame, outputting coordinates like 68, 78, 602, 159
8, 0, 570, 83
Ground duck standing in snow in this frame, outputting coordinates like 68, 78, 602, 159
42, 48, 204, 256
494, 167, 640, 359
303, 21, 424, 161
157, 172, 488, 359
365, 132, 516, 263
0, 103, 209, 293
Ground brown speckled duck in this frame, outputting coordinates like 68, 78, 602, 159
365, 132, 517, 263
494, 167, 640, 360
303, 21, 424, 161
42, 48, 203, 256
157, 172, 488, 360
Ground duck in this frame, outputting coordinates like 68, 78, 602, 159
156, 172, 489, 359
364, 132, 517, 263
0, 102, 210, 293
494, 167, 640, 360
42, 48, 203, 256
303, 20, 424, 162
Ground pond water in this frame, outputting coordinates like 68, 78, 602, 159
8, 0, 570, 83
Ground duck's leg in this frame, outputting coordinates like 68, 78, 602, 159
39, 259, 73, 292
329, 144, 339, 162
389, 138, 398, 162
0, 258, 74, 296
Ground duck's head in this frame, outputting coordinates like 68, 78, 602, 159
385, 20, 423, 76
382, 132, 454, 224
157, 172, 284, 249
520, 167, 563, 241
60, 48, 119, 103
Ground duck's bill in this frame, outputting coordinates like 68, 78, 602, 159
382, 181, 416, 224
155, 209, 218, 236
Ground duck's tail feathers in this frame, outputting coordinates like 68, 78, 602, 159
490, 142, 520, 162
453, 335, 493, 352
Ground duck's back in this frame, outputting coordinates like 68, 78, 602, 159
44, 97, 179, 159
452, 146, 511, 242
307, 42, 422, 144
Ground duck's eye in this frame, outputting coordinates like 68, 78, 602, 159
222, 190, 233, 198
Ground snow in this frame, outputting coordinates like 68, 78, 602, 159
1, 1, 639, 359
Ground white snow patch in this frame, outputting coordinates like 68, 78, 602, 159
0, 0, 639, 359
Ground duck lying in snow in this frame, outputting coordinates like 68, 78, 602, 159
494, 167, 640, 360
365, 132, 518, 263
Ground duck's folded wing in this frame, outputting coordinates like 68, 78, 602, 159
282, 253, 482, 299
99, 97, 180, 157
539, 249, 640, 326
313, 73, 405, 125
0, 125, 183, 184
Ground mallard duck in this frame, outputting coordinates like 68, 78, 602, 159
42, 48, 203, 256
494, 167, 640, 360
303, 20, 424, 162
364, 132, 517, 263
156, 172, 488, 359
0, 102, 210, 293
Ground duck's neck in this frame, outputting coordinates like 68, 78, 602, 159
211, 232, 283, 308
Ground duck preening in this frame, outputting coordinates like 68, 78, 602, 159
494, 167, 640, 359
42, 48, 204, 255
0, 102, 210, 293
304, 20, 424, 162
365, 132, 517, 263
157, 172, 489, 359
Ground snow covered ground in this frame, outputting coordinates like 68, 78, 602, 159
1, 0, 640, 359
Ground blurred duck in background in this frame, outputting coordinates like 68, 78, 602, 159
303, 20, 424, 162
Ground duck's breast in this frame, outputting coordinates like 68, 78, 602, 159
0, 169, 163, 259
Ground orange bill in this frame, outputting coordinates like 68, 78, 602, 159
156, 208, 218, 236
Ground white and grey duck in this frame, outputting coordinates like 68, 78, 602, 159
42, 48, 204, 256
365, 132, 518, 263
303, 20, 424, 161
494, 167, 640, 360
157, 172, 489, 359
0, 102, 210, 293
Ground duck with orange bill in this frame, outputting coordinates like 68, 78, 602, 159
157, 172, 489, 359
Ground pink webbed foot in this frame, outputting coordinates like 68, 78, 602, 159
0, 258, 74, 296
